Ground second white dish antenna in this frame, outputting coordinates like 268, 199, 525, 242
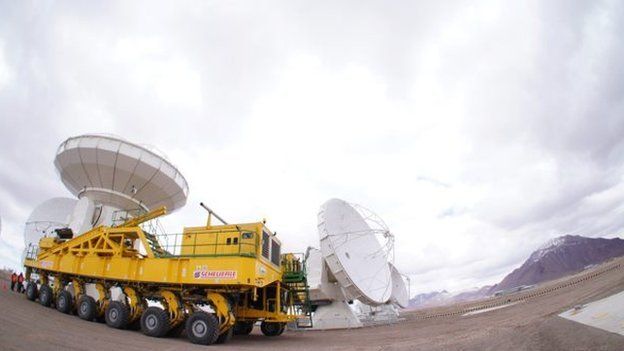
318, 198, 394, 305
23, 197, 77, 247
389, 262, 409, 308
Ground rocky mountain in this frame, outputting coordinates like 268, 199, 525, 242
408, 290, 451, 309
493, 235, 624, 292
452, 285, 493, 302
408, 286, 493, 309
408, 235, 624, 308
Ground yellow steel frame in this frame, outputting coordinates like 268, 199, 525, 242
94, 282, 109, 316
72, 279, 83, 300
207, 292, 235, 332
123, 286, 143, 323
160, 290, 185, 326
23, 206, 298, 327
234, 282, 294, 323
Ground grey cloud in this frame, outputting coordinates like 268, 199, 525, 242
1, 1, 624, 296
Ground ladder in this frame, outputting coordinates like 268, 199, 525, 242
112, 207, 171, 257
282, 254, 313, 328
144, 232, 170, 257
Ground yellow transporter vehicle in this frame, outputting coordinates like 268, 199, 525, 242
23, 205, 311, 345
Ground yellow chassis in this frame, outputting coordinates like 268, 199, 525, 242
24, 207, 301, 344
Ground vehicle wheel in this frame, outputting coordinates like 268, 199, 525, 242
185, 311, 219, 345
260, 322, 285, 337
26, 282, 38, 301
38, 285, 53, 307
105, 301, 130, 329
78, 295, 98, 321
167, 321, 185, 337
56, 290, 73, 314
215, 326, 234, 344
233, 321, 254, 335
140, 307, 170, 337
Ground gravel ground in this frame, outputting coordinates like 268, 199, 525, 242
1, 258, 623, 351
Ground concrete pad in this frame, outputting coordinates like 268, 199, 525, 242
462, 302, 519, 316
559, 290, 624, 336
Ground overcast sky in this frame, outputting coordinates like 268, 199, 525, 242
1, 0, 624, 295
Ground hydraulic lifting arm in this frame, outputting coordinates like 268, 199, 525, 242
117, 206, 167, 228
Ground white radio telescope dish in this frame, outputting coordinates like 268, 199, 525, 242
318, 198, 393, 306
54, 134, 189, 230
55, 134, 188, 213
389, 263, 409, 308
24, 197, 77, 246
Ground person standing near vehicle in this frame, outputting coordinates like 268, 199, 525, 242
17, 273, 25, 293
10, 272, 17, 291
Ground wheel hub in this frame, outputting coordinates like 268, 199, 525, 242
146, 315, 157, 329
192, 320, 207, 337
110, 309, 118, 321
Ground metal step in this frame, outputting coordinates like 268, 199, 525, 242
296, 317, 313, 328
143, 232, 169, 257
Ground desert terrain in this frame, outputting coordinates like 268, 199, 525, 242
1, 258, 623, 351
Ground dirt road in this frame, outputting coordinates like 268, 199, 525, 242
1, 259, 624, 350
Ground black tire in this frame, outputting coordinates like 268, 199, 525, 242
167, 321, 185, 337
39, 285, 53, 307
260, 321, 285, 337
105, 301, 130, 329
233, 321, 254, 335
26, 282, 38, 301
185, 311, 219, 345
78, 295, 98, 321
56, 290, 73, 314
215, 326, 234, 344
140, 307, 170, 337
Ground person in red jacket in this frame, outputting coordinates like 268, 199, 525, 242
10, 272, 17, 291
17, 273, 25, 293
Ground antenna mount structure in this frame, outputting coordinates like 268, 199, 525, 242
305, 198, 409, 330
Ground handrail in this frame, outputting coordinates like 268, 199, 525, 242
149, 229, 258, 259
